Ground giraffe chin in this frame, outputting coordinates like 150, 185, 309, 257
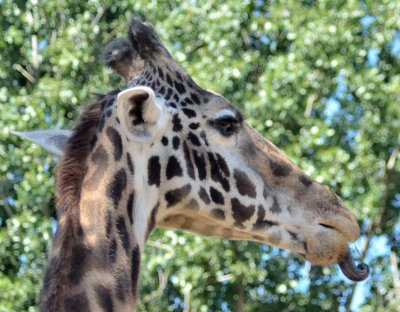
304, 242, 370, 282
301, 226, 350, 266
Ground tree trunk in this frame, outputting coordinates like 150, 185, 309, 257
236, 281, 245, 312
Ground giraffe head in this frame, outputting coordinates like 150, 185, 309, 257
17, 19, 368, 282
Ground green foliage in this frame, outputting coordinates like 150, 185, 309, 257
1, 0, 399, 311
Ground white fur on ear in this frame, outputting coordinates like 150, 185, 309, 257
11, 129, 71, 157
117, 86, 168, 143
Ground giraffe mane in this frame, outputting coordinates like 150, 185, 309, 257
42, 92, 118, 310
55, 90, 119, 221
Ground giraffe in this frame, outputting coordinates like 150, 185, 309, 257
15, 18, 369, 311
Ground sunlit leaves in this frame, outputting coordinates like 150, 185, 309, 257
1, 0, 399, 311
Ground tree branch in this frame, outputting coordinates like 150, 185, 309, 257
14, 64, 36, 84
236, 281, 245, 312
390, 251, 400, 304
305, 93, 318, 117
183, 284, 191, 312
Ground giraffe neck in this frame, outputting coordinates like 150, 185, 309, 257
41, 201, 140, 312
41, 94, 142, 312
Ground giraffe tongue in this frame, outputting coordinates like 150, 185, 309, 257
338, 246, 370, 282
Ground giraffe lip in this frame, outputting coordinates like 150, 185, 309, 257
318, 222, 335, 230
301, 222, 360, 266
317, 218, 359, 242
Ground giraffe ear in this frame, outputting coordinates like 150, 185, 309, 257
11, 129, 71, 157
117, 86, 168, 143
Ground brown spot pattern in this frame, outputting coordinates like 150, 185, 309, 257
165, 184, 192, 207
211, 208, 225, 220
270, 159, 292, 177
84, 144, 109, 190
64, 293, 90, 312
233, 169, 256, 198
95, 285, 114, 312
198, 187, 210, 204
253, 205, 279, 230
231, 198, 255, 227
299, 174, 313, 187
270, 196, 281, 214
187, 199, 199, 210
131, 245, 141, 297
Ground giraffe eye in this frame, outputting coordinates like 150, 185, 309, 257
213, 116, 240, 137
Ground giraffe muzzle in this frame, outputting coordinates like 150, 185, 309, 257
338, 246, 370, 282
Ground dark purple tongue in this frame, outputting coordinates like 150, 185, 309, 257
338, 246, 370, 282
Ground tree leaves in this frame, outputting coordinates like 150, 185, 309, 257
1, 1, 399, 311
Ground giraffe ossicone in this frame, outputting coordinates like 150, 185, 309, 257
14, 17, 369, 312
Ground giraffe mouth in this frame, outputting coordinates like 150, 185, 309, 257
338, 246, 370, 282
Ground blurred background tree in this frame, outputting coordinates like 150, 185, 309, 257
0, 0, 399, 311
